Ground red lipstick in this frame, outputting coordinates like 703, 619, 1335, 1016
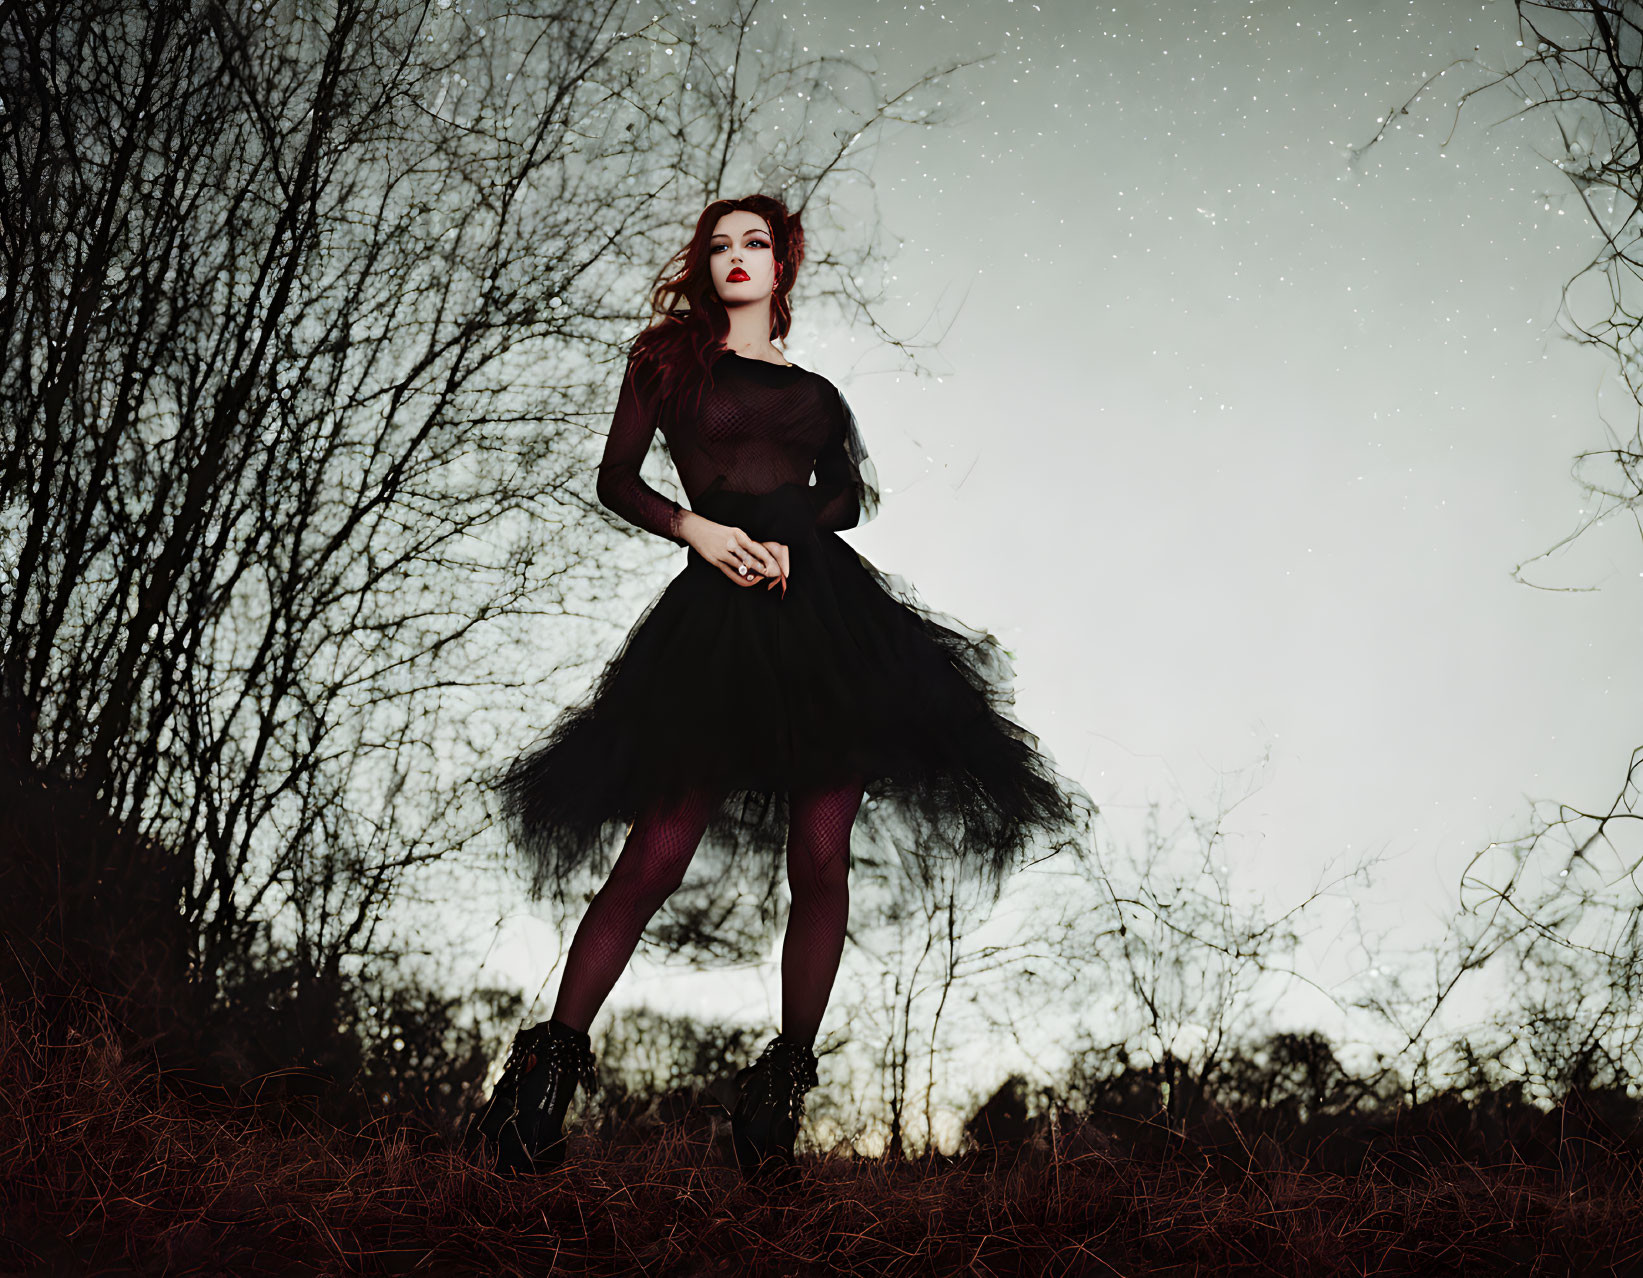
727, 268, 750, 282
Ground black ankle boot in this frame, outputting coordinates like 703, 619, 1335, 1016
466, 1018, 597, 1175
730, 1033, 819, 1179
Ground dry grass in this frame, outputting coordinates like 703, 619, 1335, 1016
2, 988, 1638, 1277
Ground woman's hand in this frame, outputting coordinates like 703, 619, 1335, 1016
684, 515, 788, 594
751, 540, 790, 596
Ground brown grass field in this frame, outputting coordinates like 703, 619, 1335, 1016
3, 982, 1640, 1278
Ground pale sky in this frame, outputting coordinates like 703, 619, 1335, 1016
438, 0, 1642, 1144
810, 0, 1639, 944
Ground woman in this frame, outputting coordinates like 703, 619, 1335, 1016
466, 194, 1094, 1180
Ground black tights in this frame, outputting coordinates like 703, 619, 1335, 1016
550, 777, 865, 1046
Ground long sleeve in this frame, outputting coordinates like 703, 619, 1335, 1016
596, 353, 688, 547
808, 385, 881, 532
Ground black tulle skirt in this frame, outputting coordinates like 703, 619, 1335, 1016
493, 483, 1095, 910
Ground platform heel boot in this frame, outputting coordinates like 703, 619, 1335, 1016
466, 1017, 597, 1175
730, 1033, 819, 1180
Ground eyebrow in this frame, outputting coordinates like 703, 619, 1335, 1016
710, 229, 771, 240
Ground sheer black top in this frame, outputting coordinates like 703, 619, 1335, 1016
596, 348, 881, 547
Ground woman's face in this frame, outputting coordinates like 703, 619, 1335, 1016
708, 210, 777, 305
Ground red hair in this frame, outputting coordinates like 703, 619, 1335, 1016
627, 194, 805, 424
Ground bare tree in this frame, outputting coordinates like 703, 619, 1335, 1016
1338, 0, 1643, 1108
817, 758, 1383, 1157
1053, 769, 1387, 1125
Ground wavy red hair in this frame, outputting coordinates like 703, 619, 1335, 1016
627, 194, 806, 424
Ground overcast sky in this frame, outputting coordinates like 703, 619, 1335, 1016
453, 0, 1643, 1138
797, 0, 1640, 957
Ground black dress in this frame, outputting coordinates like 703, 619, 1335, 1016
495, 347, 1095, 910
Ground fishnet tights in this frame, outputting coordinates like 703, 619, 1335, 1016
550, 777, 865, 1044
780, 780, 863, 1045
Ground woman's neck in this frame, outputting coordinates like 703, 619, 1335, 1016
721, 307, 784, 362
